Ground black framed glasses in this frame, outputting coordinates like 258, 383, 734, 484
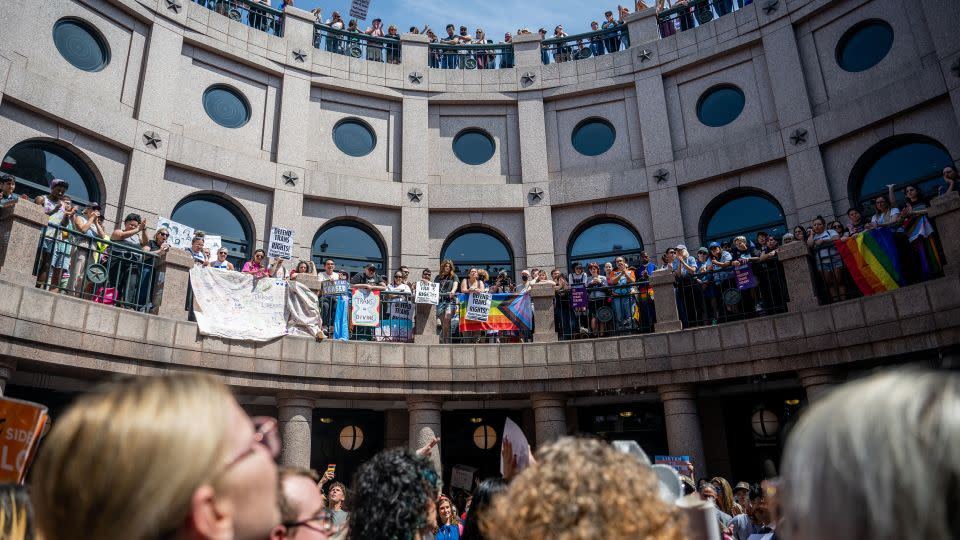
283, 509, 335, 533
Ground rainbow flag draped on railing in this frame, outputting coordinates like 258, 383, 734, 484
906, 215, 943, 278
458, 293, 533, 332
834, 227, 902, 295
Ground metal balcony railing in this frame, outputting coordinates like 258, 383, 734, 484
540, 25, 629, 65
657, 0, 753, 37
427, 43, 515, 69
673, 258, 788, 329
191, 0, 284, 36
314, 24, 402, 64
554, 283, 655, 340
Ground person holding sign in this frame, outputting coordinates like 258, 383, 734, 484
350, 264, 386, 341
242, 248, 284, 279
461, 268, 486, 342
435, 260, 460, 343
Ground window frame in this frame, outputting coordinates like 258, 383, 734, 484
566, 218, 644, 271
835, 19, 894, 73
332, 118, 378, 158
440, 226, 515, 277
571, 117, 617, 157
171, 193, 254, 268
2, 140, 102, 206
52, 17, 111, 73
202, 84, 252, 129
311, 220, 387, 278
452, 128, 496, 166
699, 190, 787, 246
695, 84, 746, 128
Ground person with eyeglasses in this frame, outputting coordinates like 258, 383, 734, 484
272, 467, 335, 540
243, 248, 284, 279
32, 373, 281, 540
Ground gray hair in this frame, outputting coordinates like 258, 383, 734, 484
780, 369, 960, 540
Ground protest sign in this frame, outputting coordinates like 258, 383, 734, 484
349, 0, 370, 20
321, 279, 351, 296
655, 455, 692, 476
190, 267, 289, 341
268, 227, 295, 259
465, 292, 492, 322
157, 217, 194, 249
0, 397, 48, 483
571, 285, 588, 310
458, 292, 532, 332
735, 264, 758, 290
414, 282, 440, 305
205, 235, 222, 255
351, 288, 380, 327
451, 465, 477, 491
500, 417, 531, 476
389, 299, 413, 320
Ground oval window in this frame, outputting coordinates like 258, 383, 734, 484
333, 119, 377, 157
202, 85, 251, 129
53, 18, 110, 72
836, 20, 894, 73
696, 85, 745, 128
452, 129, 496, 165
571, 119, 616, 156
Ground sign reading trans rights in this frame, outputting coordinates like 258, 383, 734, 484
268, 227, 295, 259
465, 292, 492, 322
349, 0, 370, 20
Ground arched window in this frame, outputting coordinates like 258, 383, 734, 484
2, 141, 101, 205
849, 135, 954, 212
701, 191, 787, 246
311, 221, 386, 278
172, 194, 253, 268
440, 227, 514, 277
567, 219, 643, 270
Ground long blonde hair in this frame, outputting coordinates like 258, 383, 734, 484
0, 486, 33, 540
32, 373, 236, 540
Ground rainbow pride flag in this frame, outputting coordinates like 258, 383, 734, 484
458, 293, 533, 332
834, 227, 902, 296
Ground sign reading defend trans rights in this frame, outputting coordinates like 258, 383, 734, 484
349, 0, 370, 20
268, 227, 294, 259
465, 292, 492, 322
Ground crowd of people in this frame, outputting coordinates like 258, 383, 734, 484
2, 367, 955, 540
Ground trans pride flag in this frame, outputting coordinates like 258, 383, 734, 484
835, 227, 902, 295
458, 293, 533, 332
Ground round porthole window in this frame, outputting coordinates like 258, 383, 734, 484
571, 118, 616, 156
333, 119, 377, 157
473, 425, 497, 450
339, 425, 364, 450
202, 85, 251, 129
452, 129, 496, 165
836, 20, 894, 73
52, 18, 110, 72
696, 85, 745, 128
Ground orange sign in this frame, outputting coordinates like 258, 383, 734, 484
0, 396, 48, 483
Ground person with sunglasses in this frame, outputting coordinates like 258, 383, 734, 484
32, 372, 281, 540
211, 247, 235, 271
272, 467, 335, 540
243, 248, 284, 279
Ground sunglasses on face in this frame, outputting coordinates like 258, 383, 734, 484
158, 232, 169, 237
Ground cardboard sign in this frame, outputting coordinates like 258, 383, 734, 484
500, 417, 531, 476
570, 285, 588, 310
268, 227, 295, 259
414, 282, 440, 305
735, 264, 758, 290
205, 235, 222, 255
388, 299, 413, 320
465, 292, 492, 322
321, 279, 350, 296
655, 455, 692, 476
156, 217, 194, 249
349, 0, 370, 20
450, 465, 477, 491
0, 397, 49, 484
351, 288, 380, 327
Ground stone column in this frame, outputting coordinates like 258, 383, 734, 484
413, 302, 439, 345
0, 359, 16, 397
529, 283, 557, 343
278, 396, 314, 468
797, 367, 842, 403
0, 201, 47, 287
929, 192, 960, 276
511, 33, 543, 68
650, 269, 681, 333
659, 384, 707, 477
625, 7, 661, 46
531, 393, 567, 448
517, 94, 556, 270
154, 248, 195, 321
408, 396, 442, 474
777, 239, 820, 312
400, 93, 431, 273
384, 409, 410, 448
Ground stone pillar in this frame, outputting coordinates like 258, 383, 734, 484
531, 393, 567, 448
916, 0, 960, 127
278, 396, 314, 468
529, 283, 557, 343
777, 238, 820, 312
0, 201, 47, 287
154, 248, 196, 321
797, 367, 842, 403
135, 21, 183, 129
625, 7, 661, 47
517, 94, 556, 269
659, 384, 707, 477
511, 33, 543, 68
0, 359, 16, 397
929, 192, 960, 276
413, 302, 439, 345
385, 409, 410, 448
650, 269, 681, 333
400, 33, 430, 77
400, 93, 431, 273
408, 396, 442, 475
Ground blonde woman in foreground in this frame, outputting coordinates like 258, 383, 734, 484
31, 373, 281, 540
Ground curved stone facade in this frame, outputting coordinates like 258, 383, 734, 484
2, 0, 960, 481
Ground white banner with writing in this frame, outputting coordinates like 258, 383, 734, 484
465, 292, 492, 322
351, 288, 380, 327
190, 267, 288, 341
157, 217, 194, 250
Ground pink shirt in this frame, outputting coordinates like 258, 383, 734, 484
242, 260, 270, 278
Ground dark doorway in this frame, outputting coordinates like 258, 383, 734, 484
576, 402, 669, 458
311, 409, 385, 490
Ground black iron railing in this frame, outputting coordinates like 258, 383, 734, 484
674, 258, 788, 328
191, 0, 284, 36
657, 0, 753, 37
540, 25, 629, 65
554, 283, 655, 340
34, 224, 160, 312
314, 25, 402, 64
427, 43, 515, 69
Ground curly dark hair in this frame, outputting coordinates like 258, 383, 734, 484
346, 447, 440, 540
460, 478, 507, 540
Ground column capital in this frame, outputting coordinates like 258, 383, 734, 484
277, 395, 315, 410
530, 392, 567, 409
407, 395, 443, 411
658, 383, 697, 402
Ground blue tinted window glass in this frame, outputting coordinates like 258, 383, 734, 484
837, 20, 893, 73
568, 221, 643, 271
172, 198, 251, 266
452, 130, 495, 165
3, 143, 99, 204
53, 19, 109, 72
333, 120, 377, 157
705, 195, 786, 244
697, 86, 745, 127
442, 230, 513, 276
202, 86, 251, 129
312, 223, 385, 277
572, 119, 616, 156
858, 142, 953, 205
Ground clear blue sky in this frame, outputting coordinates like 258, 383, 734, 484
291, 0, 626, 39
